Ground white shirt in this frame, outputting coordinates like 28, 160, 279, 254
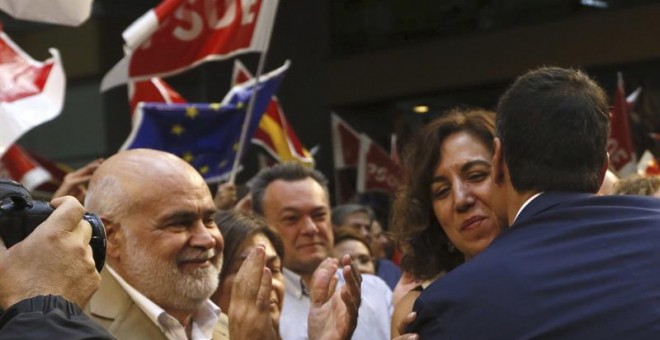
512, 192, 543, 224
280, 267, 392, 340
107, 266, 221, 340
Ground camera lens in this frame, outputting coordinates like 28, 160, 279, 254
0, 179, 107, 272
84, 212, 106, 272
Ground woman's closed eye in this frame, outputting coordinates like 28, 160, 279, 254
467, 171, 489, 182
432, 185, 451, 200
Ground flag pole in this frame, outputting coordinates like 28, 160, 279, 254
228, 3, 279, 184
228, 50, 267, 184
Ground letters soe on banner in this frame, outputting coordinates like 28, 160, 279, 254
102, 0, 279, 91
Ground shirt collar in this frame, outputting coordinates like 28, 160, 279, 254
512, 192, 543, 224
283, 268, 308, 299
106, 265, 220, 340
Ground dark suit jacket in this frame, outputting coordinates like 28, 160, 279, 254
85, 269, 229, 340
409, 192, 660, 339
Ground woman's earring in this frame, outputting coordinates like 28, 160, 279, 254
447, 241, 456, 253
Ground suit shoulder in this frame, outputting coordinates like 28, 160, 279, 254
420, 252, 508, 299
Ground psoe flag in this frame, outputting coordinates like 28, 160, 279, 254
102, 0, 280, 91
356, 133, 402, 194
0, 0, 92, 26
121, 61, 288, 182
607, 72, 636, 177
0, 31, 65, 157
330, 113, 361, 203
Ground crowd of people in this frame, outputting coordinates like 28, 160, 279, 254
1, 66, 660, 339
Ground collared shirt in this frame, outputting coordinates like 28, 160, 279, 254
512, 192, 543, 224
106, 266, 221, 340
280, 267, 392, 340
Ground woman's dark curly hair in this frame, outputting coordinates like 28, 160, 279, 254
391, 108, 496, 280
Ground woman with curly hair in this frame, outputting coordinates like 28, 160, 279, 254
391, 108, 506, 336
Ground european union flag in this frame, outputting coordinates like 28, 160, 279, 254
121, 62, 289, 182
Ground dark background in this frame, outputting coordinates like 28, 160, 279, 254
4, 0, 660, 205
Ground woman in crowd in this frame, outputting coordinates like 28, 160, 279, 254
391, 108, 506, 336
331, 227, 376, 275
211, 211, 285, 339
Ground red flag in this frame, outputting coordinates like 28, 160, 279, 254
0, 144, 51, 190
0, 31, 65, 156
390, 133, 400, 164
331, 113, 360, 168
129, 78, 187, 114
626, 86, 642, 112
231, 58, 252, 85
232, 60, 313, 166
0, 0, 92, 26
102, 0, 280, 91
252, 101, 314, 166
607, 72, 637, 177
636, 150, 660, 176
357, 133, 402, 194
331, 113, 361, 203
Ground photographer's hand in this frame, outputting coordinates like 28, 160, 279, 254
0, 196, 100, 309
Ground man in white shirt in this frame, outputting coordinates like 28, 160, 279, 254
251, 163, 392, 340
84, 149, 227, 340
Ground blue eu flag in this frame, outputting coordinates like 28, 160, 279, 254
121, 62, 288, 181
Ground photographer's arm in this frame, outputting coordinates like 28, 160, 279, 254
0, 196, 100, 309
0, 295, 113, 339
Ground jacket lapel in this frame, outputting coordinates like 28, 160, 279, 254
86, 269, 166, 340
213, 312, 230, 340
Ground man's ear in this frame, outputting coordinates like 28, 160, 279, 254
102, 216, 122, 260
492, 137, 505, 186
598, 152, 611, 185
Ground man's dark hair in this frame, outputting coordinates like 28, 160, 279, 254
250, 162, 329, 215
496, 66, 610, 193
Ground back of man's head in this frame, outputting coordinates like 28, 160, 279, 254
497, 66, 610, 193
250, 162, 329, 215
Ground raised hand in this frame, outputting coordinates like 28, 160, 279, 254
214, 182, 238, 210
308, 255, 362, 340
53, 158, 103, 202
393, 311, 419, 340
228, 245, 280, 340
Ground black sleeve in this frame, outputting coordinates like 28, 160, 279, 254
0, 295, 113, 340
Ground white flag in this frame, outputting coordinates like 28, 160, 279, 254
0, 32, 66, 157
0, 0, 93, 26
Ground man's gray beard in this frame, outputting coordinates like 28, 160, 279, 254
122, 232, 222, 311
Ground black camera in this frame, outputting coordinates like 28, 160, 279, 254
0, 179, 106, 272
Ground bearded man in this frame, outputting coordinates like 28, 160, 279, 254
84, 149, 227, 339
